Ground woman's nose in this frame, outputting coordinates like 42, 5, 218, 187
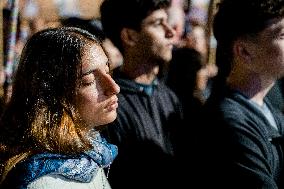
104, 74, 120, 96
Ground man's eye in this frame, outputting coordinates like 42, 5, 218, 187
153, 20, 162, 26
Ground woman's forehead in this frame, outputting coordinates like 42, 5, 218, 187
81, 44, 108, 72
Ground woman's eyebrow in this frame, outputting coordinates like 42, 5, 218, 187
81, 60, 110, 76
82, 69, 95, 76
106, 61, 111, 71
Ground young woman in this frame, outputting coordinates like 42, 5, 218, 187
0, 27, 120, 189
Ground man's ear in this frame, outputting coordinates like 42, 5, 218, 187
233, 39, 252, 64
121, 28, 139, 47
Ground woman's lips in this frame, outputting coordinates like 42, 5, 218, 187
106, 97, 118, 111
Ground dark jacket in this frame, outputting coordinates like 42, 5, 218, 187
103, 69, 184, 189
198, 87, 284, 189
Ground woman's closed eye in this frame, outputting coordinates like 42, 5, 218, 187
80, 61, 110, 87
81, 72, 96, 87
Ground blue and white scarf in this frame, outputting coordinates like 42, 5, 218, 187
3, 132, 118, 189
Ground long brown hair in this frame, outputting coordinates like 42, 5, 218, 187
0, 27, 105, 182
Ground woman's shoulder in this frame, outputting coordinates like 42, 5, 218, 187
27, 168, 112, 189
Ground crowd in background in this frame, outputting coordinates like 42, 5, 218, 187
1, 0, 219, 111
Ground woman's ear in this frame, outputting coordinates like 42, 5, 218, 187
121, 28, 139, 47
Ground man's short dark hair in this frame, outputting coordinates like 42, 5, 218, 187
100, 0, 171, 52
213, 0, 284, 79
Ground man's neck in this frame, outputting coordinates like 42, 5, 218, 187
227, 71, 275, 106
121, 58, 160, 85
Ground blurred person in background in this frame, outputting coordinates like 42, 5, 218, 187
199, 0, 284, 188
100, 0, 184, 188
